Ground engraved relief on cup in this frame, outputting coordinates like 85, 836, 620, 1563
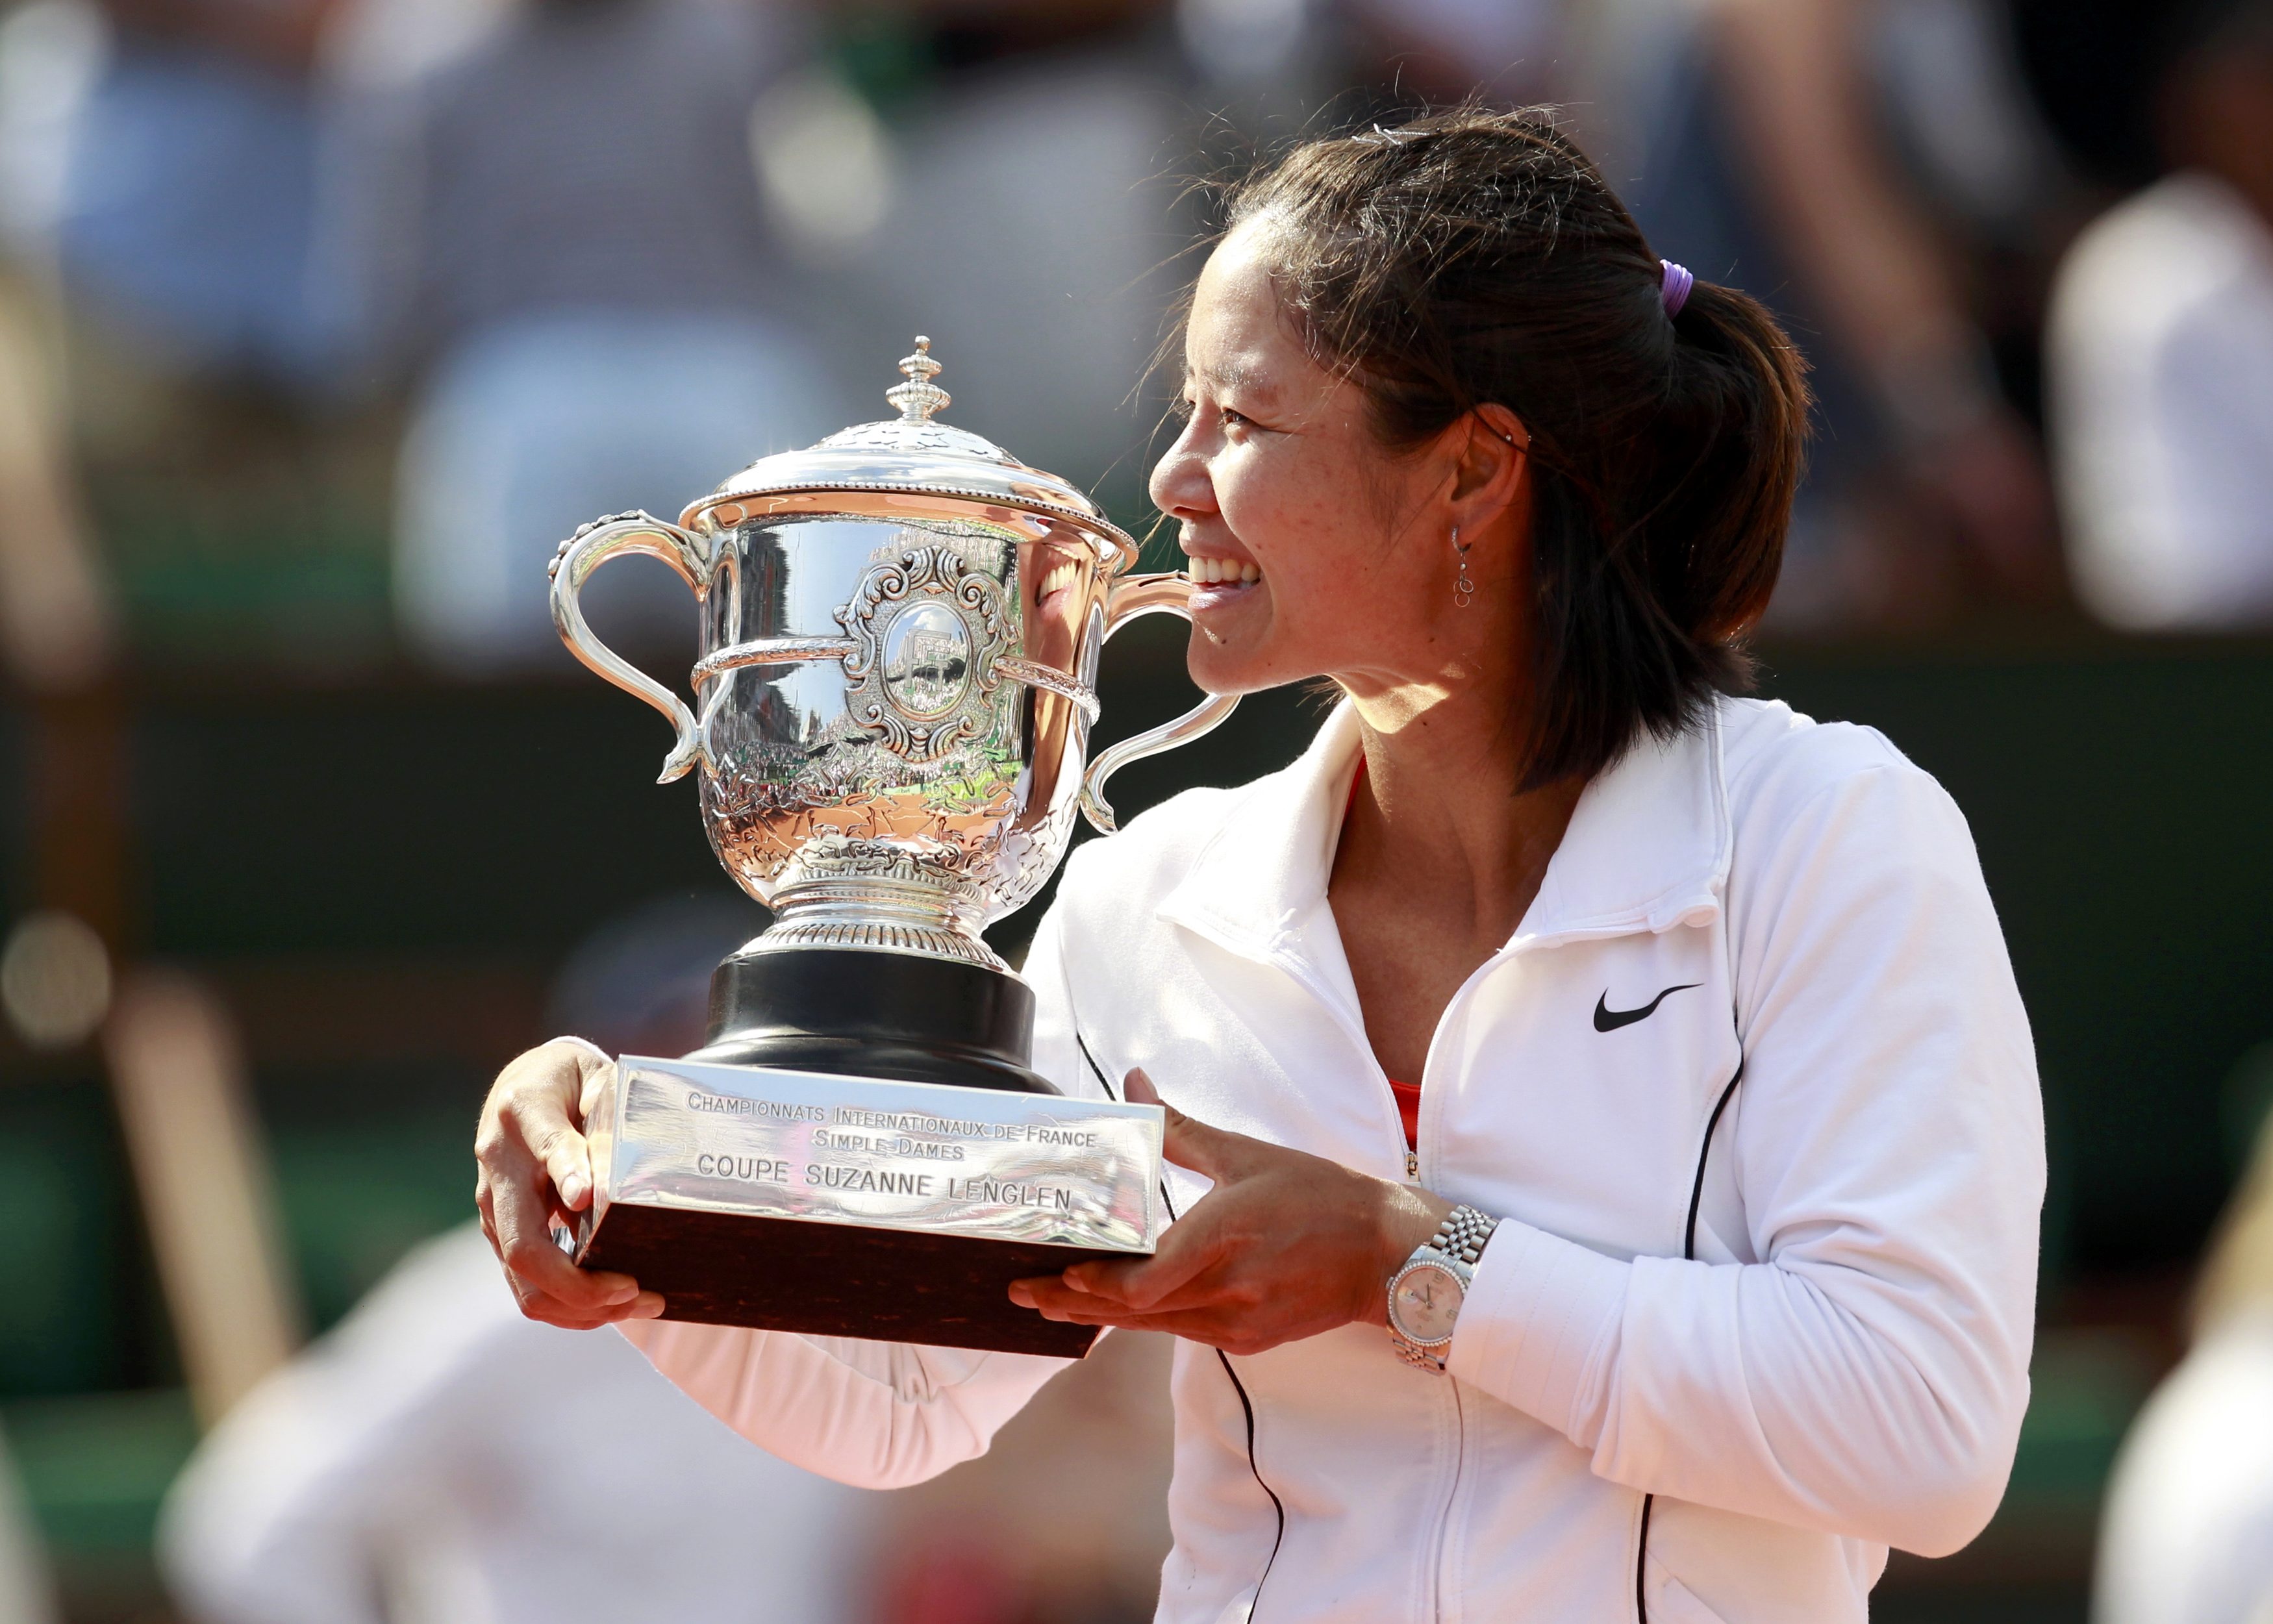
834, 537, 1017, 765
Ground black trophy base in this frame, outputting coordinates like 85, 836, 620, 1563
575, 943, 1114, 1356
578, 1203, 1108, 1358
689, 946, 1057, 1094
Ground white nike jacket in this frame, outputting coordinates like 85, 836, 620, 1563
622, 695, 2046, 1624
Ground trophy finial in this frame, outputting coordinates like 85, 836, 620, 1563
886, 336, 951, 424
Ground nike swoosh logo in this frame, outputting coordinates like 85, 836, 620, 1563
1593, 983, 1702, 1032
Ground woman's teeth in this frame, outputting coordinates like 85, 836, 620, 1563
1038, 560, 1080, 597
1184, 556, 1262, 586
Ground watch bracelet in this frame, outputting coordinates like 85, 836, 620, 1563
1393, 1337, 1441, 1370
1425, 1203, 1498, 1268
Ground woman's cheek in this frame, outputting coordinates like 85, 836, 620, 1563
1221, 467, 1330, 565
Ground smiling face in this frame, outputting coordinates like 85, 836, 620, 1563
1149, 219, 1526, 705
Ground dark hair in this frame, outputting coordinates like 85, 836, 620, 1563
1218, 106, 1810, 790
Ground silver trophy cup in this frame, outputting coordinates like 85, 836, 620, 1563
546, 340, 1234, 1353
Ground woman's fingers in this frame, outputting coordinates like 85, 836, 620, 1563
1060, 1213, 1225, 1309
1011, 1273, 1191, 1329
1014, 1191, 1235, 1319
515, 1284, 668, 1331
501, 1047, 597, 1209
1124, 1066, 1268, 1181
1005, 1286, 1296, 1356
477, 1038, 651, 1325
491, 1175, 645, 1314
1017, 1246, 1210, 1317
538, 1119, 594, 1213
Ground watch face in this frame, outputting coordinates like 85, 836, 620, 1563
1391, 1262, 1463, 1343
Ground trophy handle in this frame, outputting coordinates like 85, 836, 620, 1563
548, 511, 714, 784
1078, 573, 1240, 834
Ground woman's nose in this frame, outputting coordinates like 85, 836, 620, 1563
1149, 425, 1213, 519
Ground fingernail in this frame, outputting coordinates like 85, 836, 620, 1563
1007, 1283, 1034, 1308
629, 1293, 666, 1319
559, 1173, 587, 1208
602, 1281, 638, 1305
1062, 1270, 1092, 1293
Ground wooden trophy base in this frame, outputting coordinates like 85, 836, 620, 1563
579, 1203, 1111, 1357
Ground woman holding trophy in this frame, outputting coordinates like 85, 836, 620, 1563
477, 109, 2042, 1622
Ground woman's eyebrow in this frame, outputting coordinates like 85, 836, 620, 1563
1198, 359, 1281, 406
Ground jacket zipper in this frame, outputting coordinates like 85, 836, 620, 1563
1413, 955, 1523, 1619
1233, 938, 1523, 1620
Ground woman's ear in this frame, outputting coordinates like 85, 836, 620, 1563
1448, 405, 1529, 516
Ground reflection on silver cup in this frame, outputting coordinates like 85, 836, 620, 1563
883, 601, 971, 719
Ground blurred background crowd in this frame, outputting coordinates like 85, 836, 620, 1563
0, 0, 2269, 1620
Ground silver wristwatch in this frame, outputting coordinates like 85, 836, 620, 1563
1387, 1204, 1500, 1371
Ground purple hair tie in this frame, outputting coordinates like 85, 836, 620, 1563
1659, 259, 1695, 319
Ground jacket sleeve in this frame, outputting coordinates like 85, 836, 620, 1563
1446, 756, 2045, 1556
620, 904, 1099, 1490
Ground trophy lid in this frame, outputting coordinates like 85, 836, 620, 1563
686, 338, 1140, 571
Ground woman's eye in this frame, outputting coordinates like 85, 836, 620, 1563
1170, 395, 1259, 434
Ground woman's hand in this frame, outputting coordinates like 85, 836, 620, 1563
1009, 1070, 1450, 1355
474, 1038, 665, 1329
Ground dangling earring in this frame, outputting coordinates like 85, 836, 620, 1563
1451, 525, 1476, 608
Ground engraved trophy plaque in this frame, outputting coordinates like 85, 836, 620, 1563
547, 340, 1236, 1355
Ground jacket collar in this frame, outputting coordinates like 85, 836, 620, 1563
1157, 699, 1731, 963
